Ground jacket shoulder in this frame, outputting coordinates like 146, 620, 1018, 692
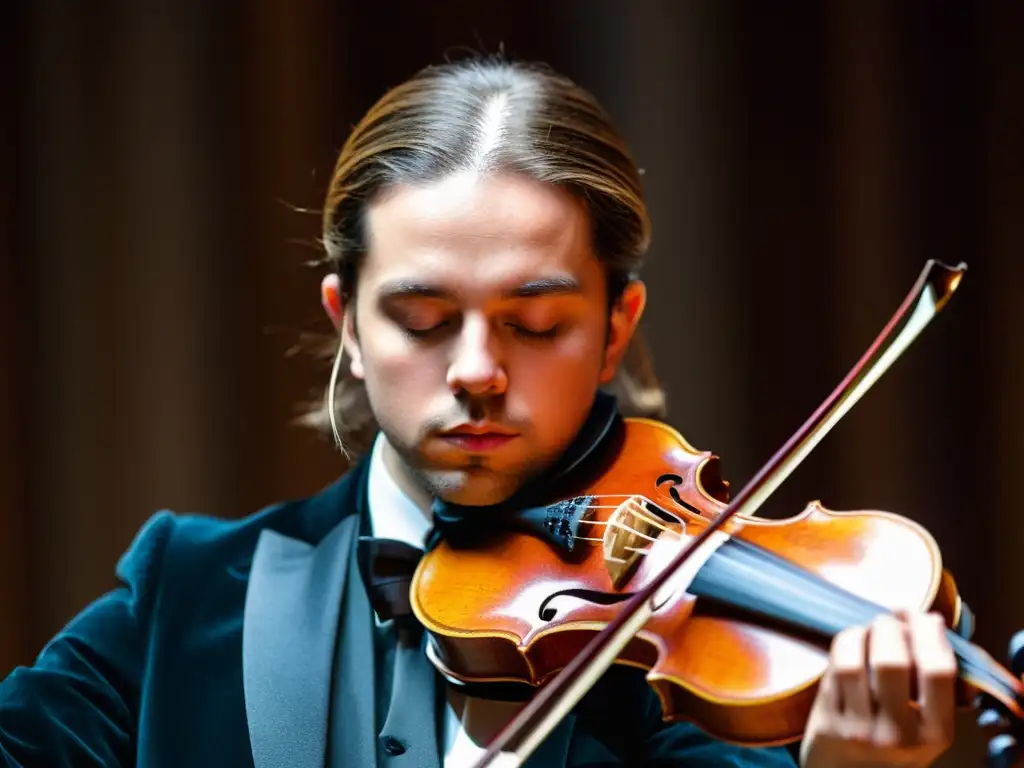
126, 459, 369, 591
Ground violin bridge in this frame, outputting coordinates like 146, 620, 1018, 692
603, 496, 662, 590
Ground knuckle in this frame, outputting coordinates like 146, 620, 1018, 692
827, 630, 868, 667
915, 611, 951, 639
831, 625, 866, 654
920, 657, 958, 678
832, 624, 865, 645
837, 716, 872, 742
871, 656, 912, 675
910, 611, 950, 640
870, 720, 902, 749
830, 654, 863, 675
873, 612, 905, 629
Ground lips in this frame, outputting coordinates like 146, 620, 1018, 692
440, 434, 517, 451
438, 425, 519, 452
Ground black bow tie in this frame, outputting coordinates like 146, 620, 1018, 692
358, 533, 538, 705
356, 536, 424, 623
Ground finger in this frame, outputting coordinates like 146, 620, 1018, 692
815, 661, 841, 715
909, 611, 957, 746
829, 624, 872, 722
868, 613, 917, 746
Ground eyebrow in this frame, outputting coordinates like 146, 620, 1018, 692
377, 276, 583, 301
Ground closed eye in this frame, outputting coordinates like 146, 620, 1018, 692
404, 320, 451, 339
510, 324, 560, 340
406, 322, 559, 340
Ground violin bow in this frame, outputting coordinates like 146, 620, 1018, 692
469, 259, 968, 768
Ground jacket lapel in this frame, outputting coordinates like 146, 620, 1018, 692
238, 455, 577, 768
377, 625, 441, 766
242, 512, 358, 768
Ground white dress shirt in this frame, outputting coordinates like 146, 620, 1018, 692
365, 434, 525, 766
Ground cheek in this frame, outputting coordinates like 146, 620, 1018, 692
356, 321, 440, 400
366, 336, 444, 388
511, 331, 606, 401
359, 338, 448, 443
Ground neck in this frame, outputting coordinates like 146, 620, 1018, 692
379, 437, 435, 518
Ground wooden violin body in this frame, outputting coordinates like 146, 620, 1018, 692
414, 261, 1024, 768
411, 417, 971, 746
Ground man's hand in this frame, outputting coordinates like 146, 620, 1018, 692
800, 611, 958, 767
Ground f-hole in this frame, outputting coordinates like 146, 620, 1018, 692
656, 473, 710, 518
537, 588, 635, 622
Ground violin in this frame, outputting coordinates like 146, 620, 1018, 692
410, 261, 1024, 766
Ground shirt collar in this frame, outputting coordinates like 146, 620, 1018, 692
366, 433, 432, 549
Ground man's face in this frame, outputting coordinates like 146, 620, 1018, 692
340, 171, 644, 508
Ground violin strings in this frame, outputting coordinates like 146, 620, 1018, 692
582, 507, 679, 536
603, 493, 688, 527
581, 495, 685, 535
577, 519, 663, 542
572, 497, 684, 563
576, 495, 1024, 712
572, 535, 659, 554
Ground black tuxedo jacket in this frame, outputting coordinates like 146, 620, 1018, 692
0, 456, 797, 766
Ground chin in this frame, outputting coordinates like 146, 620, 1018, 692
422, 467, 519, 508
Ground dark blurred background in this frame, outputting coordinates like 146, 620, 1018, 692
2, 1, 1022, 764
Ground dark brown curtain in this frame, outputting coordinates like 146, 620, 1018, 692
3, 2, 1022, 764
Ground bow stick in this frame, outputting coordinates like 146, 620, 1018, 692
469, 259, 967, 767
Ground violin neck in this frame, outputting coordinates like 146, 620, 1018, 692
688, 537, 1023, 714
688, 536, 884, 639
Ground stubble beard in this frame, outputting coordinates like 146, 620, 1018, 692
410, 456, 525, 508
406, 447, 561, 508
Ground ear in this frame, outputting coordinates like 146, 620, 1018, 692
321, 273, 364, 380
321, 273, 345, 329
599, 279, 646, 384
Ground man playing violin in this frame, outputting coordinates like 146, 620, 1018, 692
0, 56, 961, 768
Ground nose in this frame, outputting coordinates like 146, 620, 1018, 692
446, 315, 507, 396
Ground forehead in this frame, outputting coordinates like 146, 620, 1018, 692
360, 172, 600, 297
